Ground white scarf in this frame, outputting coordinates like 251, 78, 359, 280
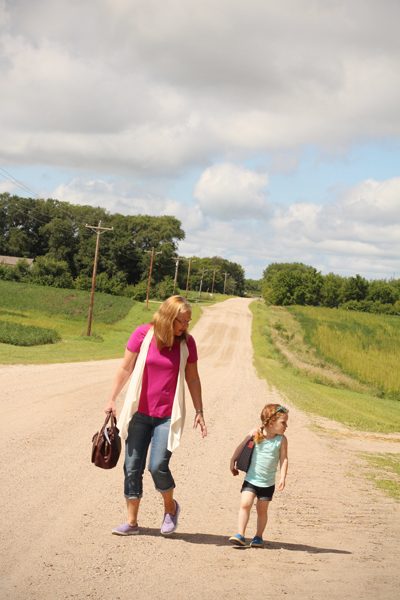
117, 327, 189, 452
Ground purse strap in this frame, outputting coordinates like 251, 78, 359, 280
96, 412, 115, 445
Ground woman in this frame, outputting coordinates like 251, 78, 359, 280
104, 295, 207, 536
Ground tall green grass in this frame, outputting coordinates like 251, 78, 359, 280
288, 306, 400, 399
249, 300, 400, 434
0, 320, 61, 346
0, 286, 204, 364
0, 281, 134, 324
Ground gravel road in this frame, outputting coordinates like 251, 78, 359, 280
1, 298, 399, 600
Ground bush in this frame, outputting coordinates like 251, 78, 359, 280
29, 256, 74, 289
0, 320, 61, 346
155, 276, 176, 300
74, 274, 92, 291
95, 271, 126, 295
124, 281, 148, 302
75, 272, 127, 296
0, 259, 32, 282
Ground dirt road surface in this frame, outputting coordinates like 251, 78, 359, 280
1, 298, 399, 600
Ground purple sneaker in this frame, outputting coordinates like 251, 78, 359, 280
112, 523, 139, 536
161, 500, 180, 535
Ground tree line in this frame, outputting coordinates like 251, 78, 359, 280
0, 193, 245, 298
260, 262, 400, 315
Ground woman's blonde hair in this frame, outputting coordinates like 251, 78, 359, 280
254, 403, 289, 444
152, 295, 192, 350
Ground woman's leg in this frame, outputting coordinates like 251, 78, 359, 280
126, 498, 141, 527
160, 490, 176, 515
148, 417, 175, 503
124, 413, 153, 524
238, 491, 256, 537
255, 499, 270, 538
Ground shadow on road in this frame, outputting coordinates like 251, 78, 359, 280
137, 527, 351, 554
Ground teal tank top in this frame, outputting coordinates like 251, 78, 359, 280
245, 435, 283, 487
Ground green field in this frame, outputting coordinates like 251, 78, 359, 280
0, 281, 204, 364
287, 306, 400, 400
249, 300, 400, 434
0, 280, 135, 323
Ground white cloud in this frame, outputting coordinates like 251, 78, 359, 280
340, 178, 400, 224
2, 0, 400, 281
52, 177, 205, 232
51, 172, 400, 280
193, 163, 270, 219
1, 1, 400, 173
0, 179, 17, 194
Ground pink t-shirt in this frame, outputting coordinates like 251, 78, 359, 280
126, 323, 198, 418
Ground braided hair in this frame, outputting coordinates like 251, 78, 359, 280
254, 403, 289, 444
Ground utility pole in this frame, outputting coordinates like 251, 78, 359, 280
85, 221, 114, 336
199, 268, 208, 298
231, 280, 237, 295
144, 247, 162, 308
172, 256, 185, 294
223, 271, 229, 295
182, 257, 196, 298
211, 268, 219, 295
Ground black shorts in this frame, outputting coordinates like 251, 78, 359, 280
241, 480, 275, 501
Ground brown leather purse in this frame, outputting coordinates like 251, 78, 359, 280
91, 412, 121, 469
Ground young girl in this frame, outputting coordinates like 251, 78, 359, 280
229, 404, 289, 547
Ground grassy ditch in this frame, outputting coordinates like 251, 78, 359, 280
0, 285, 203, 364
0, 280, 134, 324
249, 300, 400, 434
288, 305, 400, 401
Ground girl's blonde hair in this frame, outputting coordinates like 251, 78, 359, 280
152, 295, 192, 350
254, 403, 289, 444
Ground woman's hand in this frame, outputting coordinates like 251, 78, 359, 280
193, 412, 207, 438
104, 399, 117, 417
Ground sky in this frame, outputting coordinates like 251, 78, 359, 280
1, 0, 400, 280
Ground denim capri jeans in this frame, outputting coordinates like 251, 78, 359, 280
124, 411, 175, 499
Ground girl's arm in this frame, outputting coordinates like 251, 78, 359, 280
185, 361, 207, 438
104, 348, 139, 416
230, 433, 253, 476
277, 435, 288, 491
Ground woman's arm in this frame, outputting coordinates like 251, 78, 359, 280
230, 433, 253, 476
277, 435, 288, 491
185, 361, 207, 438
104, 348, 139, 416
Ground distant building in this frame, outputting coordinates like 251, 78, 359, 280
0, 255, 34, 268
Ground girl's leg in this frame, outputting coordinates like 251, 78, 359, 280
238, 491, 256, 537
255, 499, 270, 538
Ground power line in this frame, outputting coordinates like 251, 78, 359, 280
0, 166, 42, 199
